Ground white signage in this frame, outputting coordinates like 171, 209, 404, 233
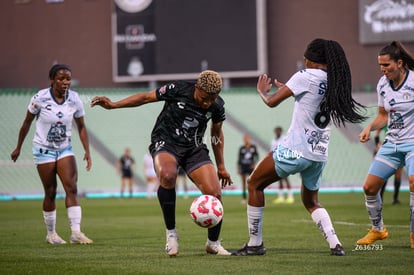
359, 0, 414, 44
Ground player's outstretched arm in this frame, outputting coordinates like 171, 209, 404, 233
90, 90, 158, 109
257, 74, 293, 108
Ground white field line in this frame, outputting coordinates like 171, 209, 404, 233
291, 219, 409, 228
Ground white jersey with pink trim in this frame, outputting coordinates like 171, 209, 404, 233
28, 88, 85, 150
143, 153, 156, 177
377, 70, 414, 143
282, 69, 330, 162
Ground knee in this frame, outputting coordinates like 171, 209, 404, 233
65, 184, 78, 197
363, 183, 379, 195
44, 189, 57, 201
246, 176, 260, 192
158, 168, 177, 188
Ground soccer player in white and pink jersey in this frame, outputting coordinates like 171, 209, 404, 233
11, 64, 93, 245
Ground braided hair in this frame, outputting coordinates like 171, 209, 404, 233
49, 64, 71, 81
379, 41, 414, 70
305, 38, 367, 127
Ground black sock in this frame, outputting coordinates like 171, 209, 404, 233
157, 186, 176, 230
208, 219, 222, 242
394, 178, 401, 201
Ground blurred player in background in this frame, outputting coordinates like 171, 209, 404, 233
357, 41, 414, 248
91, 70, 233, 256
270, 126, 294, 204
11, 64, 93, 245
117, 148, 136, 197
237, 134, 259, 203
144, 152, 158, 198
233, 38, 366, 256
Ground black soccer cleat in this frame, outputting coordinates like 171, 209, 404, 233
232, 242, 266, 256
330, 244, 345, 256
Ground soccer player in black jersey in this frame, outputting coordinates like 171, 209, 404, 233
91, 70, 233, 256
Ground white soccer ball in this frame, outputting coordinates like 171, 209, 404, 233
189, 195, 223, 228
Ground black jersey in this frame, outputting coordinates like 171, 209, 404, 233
238, 145, 259, 167
151, 81, 225, 148
119, 156, 135, 177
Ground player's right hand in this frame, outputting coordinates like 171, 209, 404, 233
10, 148, 20, 162
359, 127, 371, 143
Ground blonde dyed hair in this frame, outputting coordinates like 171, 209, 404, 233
196, 70, 222, 94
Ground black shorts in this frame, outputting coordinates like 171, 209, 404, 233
240, 164, 253, 175
149, 141, 212, 174
122, 169, 133, 178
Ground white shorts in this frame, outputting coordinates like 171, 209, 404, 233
273, 146, 325, 191
32, 146, 74, 165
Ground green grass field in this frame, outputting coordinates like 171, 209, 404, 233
1, 193, 413, 274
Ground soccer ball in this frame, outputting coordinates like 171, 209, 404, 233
189, 195, 223, 228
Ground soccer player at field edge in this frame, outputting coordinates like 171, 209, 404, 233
91, 70, 233, 256
357, 41, 414, 248
117, 148, 136, 198
237, 134, 259, 204
11, 64, 93, 245
232, 38, 367, 256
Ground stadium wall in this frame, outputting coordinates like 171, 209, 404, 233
0, 1, 413, 90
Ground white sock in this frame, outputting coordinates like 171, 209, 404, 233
67, 206, 82, 233
410, 192, 414, 233
365, 193, 384, 231
311, 208, 341, 249
147, 183, 155, 198
278, 189, 284, 199
247, 205, 264, 246
43, 210, 56, 235
287, 189, 294, 199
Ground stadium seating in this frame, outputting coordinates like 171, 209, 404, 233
0, 88, 384, 199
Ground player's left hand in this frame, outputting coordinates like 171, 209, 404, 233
217, 168, 233, 188
84, 152, 92, 171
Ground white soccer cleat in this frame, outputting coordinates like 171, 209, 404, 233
205, 239, 231, 255
70, 231, 93, 244
165, 230, 179, 257
46, 233, 67, 245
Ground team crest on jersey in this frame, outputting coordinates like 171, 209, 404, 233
47, 122, 67, 144
389, 109, 404, 129
56, 111, 64, 118
159, 85, 167, 95
154, 140, 165, 151
403, 92, 411, 101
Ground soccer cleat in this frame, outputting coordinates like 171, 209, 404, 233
165, 230, 179, 257
285, 197, 294, 204
356, 227, 388, 245
272, 197, 285, 204
410, 233, 414, 249
205, 240, 231, 255
70, 232, 93, 244
46, 233, 67, 244
330, 244, 345, 256
232, 242, 266, 256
